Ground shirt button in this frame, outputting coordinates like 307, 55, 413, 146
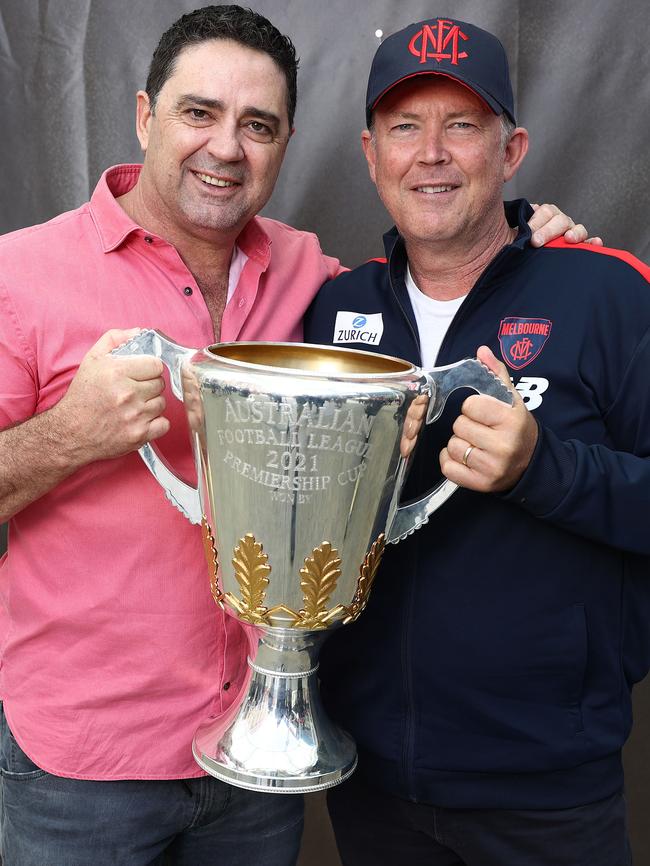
183, 286, 193, 296
223, 681, 231, 691
238, 298, 246, 308
144, 236, 153, 244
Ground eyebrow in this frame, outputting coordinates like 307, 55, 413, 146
175, 94, 282, 128
391, 111, 420, 121
175, 94, 225, 111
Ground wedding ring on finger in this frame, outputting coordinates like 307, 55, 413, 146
462, 444, 475, 468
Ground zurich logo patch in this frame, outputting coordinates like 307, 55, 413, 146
333, 311, 384, 346
498, 317, 552, 370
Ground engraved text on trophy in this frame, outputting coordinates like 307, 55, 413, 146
215, 397, 376, 504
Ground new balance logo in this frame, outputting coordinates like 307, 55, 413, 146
513, 376, 549, 412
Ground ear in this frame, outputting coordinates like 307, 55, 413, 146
503, 126, 529, 183
361, 129, 377, 184
135, 90, 153, 152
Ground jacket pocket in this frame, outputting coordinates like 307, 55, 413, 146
415, 603, 591, 774
565, 603, 587, 733
475, 602, 588, 724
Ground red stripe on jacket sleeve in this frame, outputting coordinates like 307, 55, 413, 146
544, 238, 650, 282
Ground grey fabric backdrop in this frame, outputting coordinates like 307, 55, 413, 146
0, 1, 648, 863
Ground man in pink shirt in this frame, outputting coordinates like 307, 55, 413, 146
0, 5, 593, 865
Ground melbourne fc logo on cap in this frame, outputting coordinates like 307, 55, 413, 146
498, 317, 552, 370
408, 19, 469, 65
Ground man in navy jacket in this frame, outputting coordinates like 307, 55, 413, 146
305, 17, 650, 866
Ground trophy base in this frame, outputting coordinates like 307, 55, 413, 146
192, 629, 358, 793
192, 741, 357, 794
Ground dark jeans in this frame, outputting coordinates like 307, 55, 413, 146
327, 770, 632, 866
0, 705, 303, 866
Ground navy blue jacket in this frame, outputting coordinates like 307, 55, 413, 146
304, 201, 650, 809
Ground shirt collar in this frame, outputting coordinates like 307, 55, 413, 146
89, 162, 272, 269
233, 217, 272, 269
89, 164, 145, 252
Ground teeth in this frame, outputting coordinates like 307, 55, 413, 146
417, 185, 454, 194
195, 172, 236, 187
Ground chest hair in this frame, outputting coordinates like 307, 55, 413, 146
194, 273, 229, 342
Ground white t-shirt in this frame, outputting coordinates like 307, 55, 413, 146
405, 265, 466, 368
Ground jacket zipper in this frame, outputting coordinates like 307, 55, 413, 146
384, 234, 515, 799
386, 247, 421, 799
386, 245, 423, 367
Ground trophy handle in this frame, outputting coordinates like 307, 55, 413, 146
112, 328, 203, 525
385, 358, 513, 544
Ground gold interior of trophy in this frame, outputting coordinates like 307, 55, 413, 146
208, 343, 411, 375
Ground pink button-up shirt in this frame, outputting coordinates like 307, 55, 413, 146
0, 165, 343, 779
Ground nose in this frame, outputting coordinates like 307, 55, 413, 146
417, 126, 451, 165
205, 121, 245, 163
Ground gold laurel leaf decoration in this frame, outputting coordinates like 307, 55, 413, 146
343, 533, 386, 624
201, 518, 224, 609
300, 543, 342, 613
230, 533, 271, 625
295, 542, 343, 629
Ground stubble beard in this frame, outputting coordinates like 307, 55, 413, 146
178, 190, 253, 237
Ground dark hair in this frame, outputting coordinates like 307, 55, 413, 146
146, 5, 299, 126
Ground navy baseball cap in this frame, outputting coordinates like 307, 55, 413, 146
366, 17, 515, 127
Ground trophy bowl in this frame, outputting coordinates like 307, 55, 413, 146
114, 330, 511, 792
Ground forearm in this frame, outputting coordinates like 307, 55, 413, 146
0, 328, 169, 522
502, 423, 650, 555
0, 403, 91, 521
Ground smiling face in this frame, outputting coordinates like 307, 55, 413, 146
135, 38, 291, 245
362, 76, 526, 252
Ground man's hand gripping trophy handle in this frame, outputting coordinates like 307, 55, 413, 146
386, 357, 513, 544
111, 329, 203, 524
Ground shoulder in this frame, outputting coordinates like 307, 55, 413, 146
0, 204, 99, 330
525, 242, 650, 358
254, 215, 320, 248
252, 216, 344, 278
305, 258, 391, 338
317, 257, 389, 299
323, 259, 388, 292
540, 239, 650, 284
0, 203, 93, 261
253, 217, 345, 272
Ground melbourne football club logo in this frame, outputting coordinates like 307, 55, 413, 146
408, 20, 469, 65
498, 317, 552, 370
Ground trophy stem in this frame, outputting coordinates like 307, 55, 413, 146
192, 628, 357, 793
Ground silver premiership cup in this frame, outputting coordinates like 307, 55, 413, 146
113, 329, 512, 792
